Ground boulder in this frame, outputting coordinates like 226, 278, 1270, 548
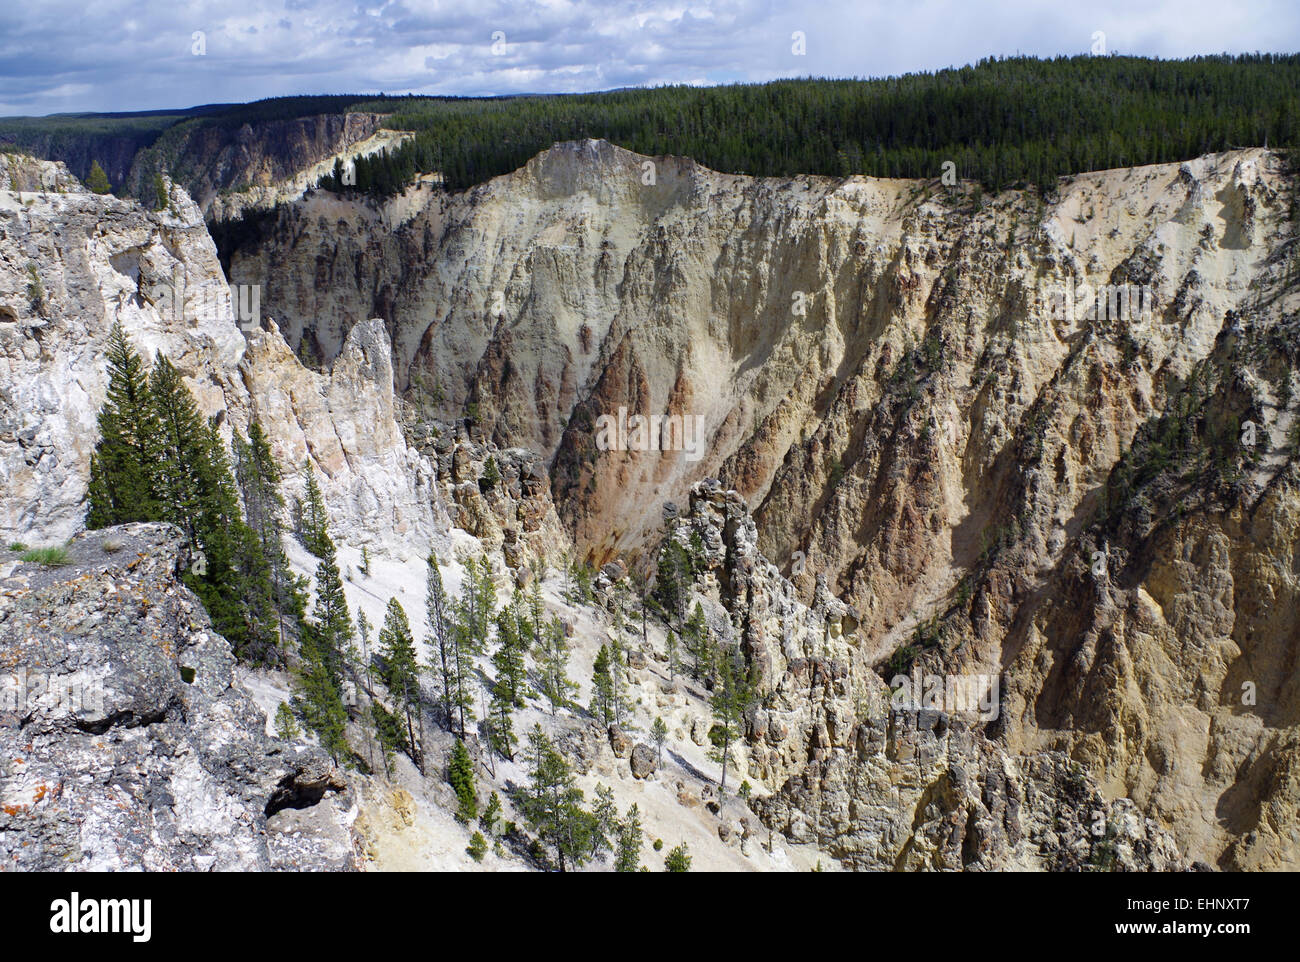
630, 743, 657, 779
608, 724, 633, 758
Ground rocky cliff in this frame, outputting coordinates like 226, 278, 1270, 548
0, 523, 358, 870
0, 151, 442, 552
223, 141, 1300, 869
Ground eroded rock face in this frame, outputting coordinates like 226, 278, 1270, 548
229, 141, 1299, 869
0, 154, 443, 553
675, 479, 1187, 870
414, 417, 568, 573
0, 523, 358, 871
228, 143, 1294, 587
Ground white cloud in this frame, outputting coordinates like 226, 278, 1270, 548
0, 0, 1296, 115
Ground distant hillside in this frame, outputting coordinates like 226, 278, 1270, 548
3, 54, 1298, 200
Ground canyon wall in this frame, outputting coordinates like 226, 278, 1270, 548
0, 152, 443, 553
227, 142, 1300, 867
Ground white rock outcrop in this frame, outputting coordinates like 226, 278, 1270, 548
0, 152, 443, 551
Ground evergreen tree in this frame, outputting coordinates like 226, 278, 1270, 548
469, 554, 498, 651
608, 622, 634, 728
311, 550, 353, 687
274, 702, 300, 741
147, 355, 212, 548
665, 629, 680, 681
525, 579, 546, 650
486, 665, 518, 762
295, 629, 349, 765
378, 597, 422, 772
495, 595, 528, 705
520, 724, 592, 872
149, 356, 268, 657
446, 610, 477, 739
591, 783, 618, 860
591, 640, 633, 728
85, 159, 111, 194
298, 461, 332, 558
87, 328, 284, 661
232, 422, 302, 659
87, 321, 160, 527
467, 831, 488, 862
655, 534, 693, 630
536, 615, 578, 714
589, 644, 616, 727
615, 803, 644, 872
487, 601, 525, 760
651, 716, 669, 769
425, 553, 456, 729
352, 608, 378, 772
480, 791, 504, 837
685, 602, 712, 681
709, 644, 753, 797
448, 738, 477, 823
664, 842, 692, 872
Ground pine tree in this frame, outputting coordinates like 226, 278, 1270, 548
150, 356, 267, 657
470, 554, 498, 651
445, 553, 493, 739
651, 716, 669, 769
665, 629, 680, 680
311, 550, 353, 688
85, 160, 111, 194
448, 738, 477, 822
378, 597, 422, 772
274, 702, 300, 741
536, 616, 578, 714
608, 623, 634, 729
520, 724, 592, 872
233, 422, 301, 659
425, 553, 456, 729
467, 831, 488, 862
525, 579, 545, 650
296, 627, 349, 765
615, 804, 644, 872
480, 791, 504, 837
685, 602, 712, 681
495, 595, 528, 705
353, 608, 378, 771
87, 321, 159, 527
487, 666, 518, 761
709, 644, 753, 797
590, 644, 615, 727
590, 640, 633, 728
446, 610, 477, 739
591, 783, 618, 860
487, 602, 525, 761
147, 355, 211, 548
664, 842, 692, 872
299, 461, 332, 558
655, 534, 693, 630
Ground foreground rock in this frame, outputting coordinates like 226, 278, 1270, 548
0, 524, 359, 871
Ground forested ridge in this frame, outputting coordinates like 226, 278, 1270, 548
4, 54, 1299, 199
326, 53, 1300, 193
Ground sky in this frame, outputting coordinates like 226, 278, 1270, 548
2, 0, 1298, 116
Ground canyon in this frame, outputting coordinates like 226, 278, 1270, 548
1, 122, 1297, 870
